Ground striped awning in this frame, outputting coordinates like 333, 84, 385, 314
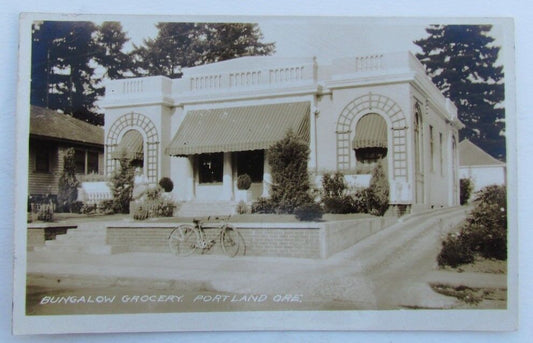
111, 129, 144, 160
352, 113, 388, 149
166, 102, 310, 156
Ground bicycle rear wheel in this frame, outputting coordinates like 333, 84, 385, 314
221, 226, 246, 257
169, 224, 198, 256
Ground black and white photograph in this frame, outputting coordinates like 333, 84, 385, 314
10, 11, 519, 335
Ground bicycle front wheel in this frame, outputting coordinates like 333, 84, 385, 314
221, 226, 246, 257
169, 224, 198, 256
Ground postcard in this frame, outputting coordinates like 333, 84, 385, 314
12, 13, 517, 334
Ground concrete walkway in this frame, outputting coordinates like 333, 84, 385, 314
26, 207, 507, 310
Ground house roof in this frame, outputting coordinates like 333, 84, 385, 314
30, 106, 104, 147
458, 139, 505, 167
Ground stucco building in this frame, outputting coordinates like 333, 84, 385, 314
101, 52, 463, 213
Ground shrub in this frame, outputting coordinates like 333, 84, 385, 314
131, 202, 150, 220
97, 200, 115, 215
109, 154, 135, 214
237, 174, 252, 190
294, 203, 323, 221
463, 185, 507, 260
437, 185, 507, 267
155, 199, 176, 217
267, 130, 313, 213
236, 201, 250, 214
321, 172, 369, 214
37, 204, 54, 222
57, 148, 80, 212
70, 201, 84, 214
251, 197, 275, 214
131, 187, 176, 220
81, 203, 97, 215
323, 195, 354, 214
437, 232, 475, 267
460, 178, 474, 205
158, 177, 174, 192
365, 163, 389, 216
322, 172, 346, 197
145, 186, 162, 200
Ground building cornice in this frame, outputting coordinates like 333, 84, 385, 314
100, 96, 175, 109
323, 71, 415, 91
172, 84, 321, 107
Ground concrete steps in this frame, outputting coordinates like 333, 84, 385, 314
177, 201, 237, 218
33, 222, 126, 255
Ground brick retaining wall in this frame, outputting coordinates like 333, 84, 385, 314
107, 216, 398, 258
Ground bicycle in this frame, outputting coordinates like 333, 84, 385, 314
168, 216, 246, 257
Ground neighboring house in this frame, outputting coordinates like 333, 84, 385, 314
101, 52, 463, 213
459, 139, 506, 192
28, 105, 105, 201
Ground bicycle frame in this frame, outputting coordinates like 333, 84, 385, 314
168, 215, 245, 257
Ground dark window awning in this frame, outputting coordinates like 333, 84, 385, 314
111, 129, 144, 160
353, 113, 388, 149
165, 102, 310, 156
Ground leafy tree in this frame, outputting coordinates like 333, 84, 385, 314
31, 21, 131, 125
57, 148, 80, 212
131, 22, 275, 78
414, 25, 505, 160
267, 130, 312, 213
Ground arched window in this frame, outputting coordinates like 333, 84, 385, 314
352, 113, 388, 171
111, 129, 144, 168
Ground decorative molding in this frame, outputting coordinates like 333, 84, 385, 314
335, 93, 408, 184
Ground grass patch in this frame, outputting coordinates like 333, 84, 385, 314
441, 256, 507, 274
430, 283, 506, 306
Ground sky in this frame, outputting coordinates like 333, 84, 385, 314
117, 16, 506, 65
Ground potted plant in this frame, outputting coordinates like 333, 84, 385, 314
236, 174, 252, 202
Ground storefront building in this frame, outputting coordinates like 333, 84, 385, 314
101, 52, 463, 211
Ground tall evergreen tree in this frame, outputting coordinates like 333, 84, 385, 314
31, 21, 131, 125
94, 22, 132, 80
31, 21, 103, 124
267, 130, 312, 214
131, 22, 275, 78
414, 25, 505, 160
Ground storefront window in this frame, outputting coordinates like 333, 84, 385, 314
198, 153, 223, 183
236, 150, 264, 182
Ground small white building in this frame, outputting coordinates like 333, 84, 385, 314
101, 52, 463, 213
459, 139, 506, 192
